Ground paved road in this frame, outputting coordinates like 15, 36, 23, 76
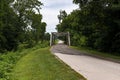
51, 44, 120, 80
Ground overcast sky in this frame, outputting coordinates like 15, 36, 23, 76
40, 0, 78, 33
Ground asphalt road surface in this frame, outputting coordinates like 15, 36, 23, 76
51, 43, 120, 80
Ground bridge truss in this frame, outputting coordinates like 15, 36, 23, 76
50, 32, 70, 46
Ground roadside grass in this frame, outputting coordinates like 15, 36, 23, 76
0, 47, 34, 80
11, 47, 86, 80
0, 41, 49, 80
71, 46, 120, 62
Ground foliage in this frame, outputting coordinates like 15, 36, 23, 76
57, 10, 67, 23
0, 41, 49, 80
44, 33, 50, 41
71, 46, 120, 61
0, 0, 20, 51
57, 0, 120, 54
0, 49, 27, 80
0, 0, 48, 78
11, 48, 86, 80
0, 0, 47, 52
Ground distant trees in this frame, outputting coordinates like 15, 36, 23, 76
0, 0, 47, 52
73, 0, 88, 9
57, 0, 120, 53
57, 10, 67, 23
57, 10, 67, 32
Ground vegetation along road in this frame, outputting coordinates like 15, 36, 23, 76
1, 0, 120, 80
51, 43, 120, 80
11, 47, 86, 80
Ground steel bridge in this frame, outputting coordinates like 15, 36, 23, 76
50, 32, 70, 46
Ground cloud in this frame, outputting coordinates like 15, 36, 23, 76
40, 0, 78, 33
43, 0, 73, 9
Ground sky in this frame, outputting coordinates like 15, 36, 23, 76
40, 0, 78, 33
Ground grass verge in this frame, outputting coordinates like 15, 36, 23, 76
11, 47, 86, 80
0, 41, 49, 80
0, 47, 34, 80
71, 46, 120, 63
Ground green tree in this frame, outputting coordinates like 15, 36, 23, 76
13, 0, 43, 41
31, 13, 46, 43
0, 0, 20, 51
57, 10, 67, 23
57, 0, 120, 53
0, 0, 46, 52
73, 0, 88, 9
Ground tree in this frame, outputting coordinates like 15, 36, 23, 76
0, 0, 46, 52
57, 10, 67, 23
0, 0, 20, 51
73, 0, 89, 9
27, 12, 46, 43
57, 0, 120, 53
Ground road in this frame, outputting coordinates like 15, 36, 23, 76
51, 43, 120, 80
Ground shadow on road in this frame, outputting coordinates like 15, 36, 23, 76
51, 44, 84, 55
51, 43, 120, 63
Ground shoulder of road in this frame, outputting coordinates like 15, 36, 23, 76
70, 46, 120, 63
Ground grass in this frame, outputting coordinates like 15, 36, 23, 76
71, 46, 120, 62
0, 41, 49, 80
11, 47, 86, 80
0, 46, 34, 80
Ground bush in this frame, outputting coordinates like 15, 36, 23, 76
79, 36, 87, 46
0, 50, 27, 79
0, 42, 49, 80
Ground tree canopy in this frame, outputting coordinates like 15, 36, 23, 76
0, 0, 47, 52
57, 0, 120, 53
